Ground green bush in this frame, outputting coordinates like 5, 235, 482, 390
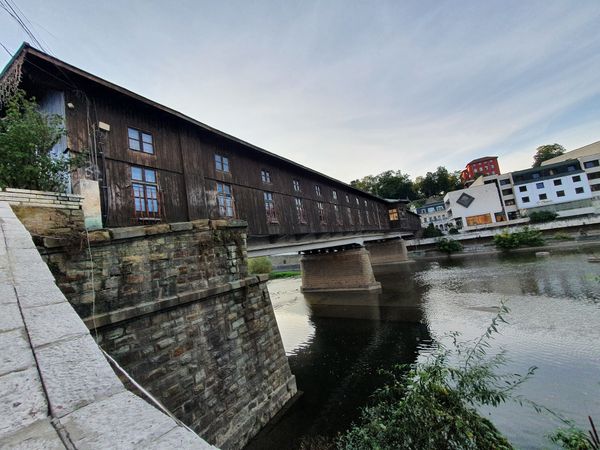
338, 305, 534, 450
528, 210, 558, 223
438, 238, 462, 255
0, 90, 69, 191
552, 232, 573, 241
448, 227, 459, 235
248, 256, 272, 274
423, 223, 443, 238
493, 227, 544, 251
269, 271, 301, 279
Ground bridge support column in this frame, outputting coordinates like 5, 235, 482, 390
300, 246, 382, 292
364, 238, 408, 265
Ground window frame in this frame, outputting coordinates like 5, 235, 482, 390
128, 127, 154, 154
261, 169, 272, 183
131, 166, 160, 219
263, 191, 277, 223
294, 197, 307, 224
216, 182, 235, 218
215, 154, 230, 173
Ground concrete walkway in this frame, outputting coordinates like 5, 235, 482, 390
0, 202, 215, 449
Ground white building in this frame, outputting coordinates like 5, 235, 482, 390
444, 183, 506, 230
511, 160, 593, 217
414, 199, 451, 231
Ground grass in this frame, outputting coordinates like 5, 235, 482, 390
269, 271, 301, 279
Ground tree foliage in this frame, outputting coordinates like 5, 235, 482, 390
423, 223, 443, 238
532, 144, 566, 168
248, 256, 272, 274
438, 238, 463, 255
0, 90, 68, 191
350, 170, 417, 200
493, 227, 544, 251
528, 210, 558, 223
414, 166, 462, 198
338, 305, 536, 450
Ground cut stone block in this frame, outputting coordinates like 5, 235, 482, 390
21, 302, 89, 348
0, 419, 65, 450
0, 329, 35, 377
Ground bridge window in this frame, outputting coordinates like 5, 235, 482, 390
389, 209, 399, 221
358, 210, 363, 225
332, 190, 338, 201
345, 194, 350, 203
264, 192, 277, 223
366, 209, 371, 224
317, 202, 326, 223
128, 128, 154, 154
261, 169, 271, 183
131, 166, 160, 218
347, 207, 353, 225
295, 198, 307, 224
315, 185, 322, 196
215, 154, 230, 173
293, 179, 301, 192
355, 197, 360, 205
333, 205, 342, 225
216, 182, 234, 217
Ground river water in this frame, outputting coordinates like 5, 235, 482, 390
245, 249, 600, 449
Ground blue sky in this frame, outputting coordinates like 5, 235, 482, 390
1, 0, 600, 182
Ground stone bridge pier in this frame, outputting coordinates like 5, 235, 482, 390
300, 238, 409, 293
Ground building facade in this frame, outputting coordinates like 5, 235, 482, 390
444, 183, 506, 230
460, 156, 500, 186
415, 199, 451, 231
1, 44, 419, 241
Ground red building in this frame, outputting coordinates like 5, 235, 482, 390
460, 156, 500, 185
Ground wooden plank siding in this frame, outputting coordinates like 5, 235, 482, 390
15, 48, 410, 238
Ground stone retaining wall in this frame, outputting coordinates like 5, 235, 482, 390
38, 219, 297, 450
0, 187, 83, 209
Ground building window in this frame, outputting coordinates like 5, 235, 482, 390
592, 184, 600, 192
500, 179, 511, 185
589, 172, 600, 180
128, 128, 154, 154
575, 187, 584, 194
522, 196, 530, 203
584, 160, 599, 168
572, 175, 581, 182
557, 190, 565, 197
315, 185, 322, 196
345, 194, 350, 203
502, 188, 513, 196
567, 165, 576, 172
347, 207, 353, 225
333, 205, 342, 225
317, 202, 326, 223
332, 190, 337, 201
295, 198, 306, 223
505, 199, 515, 206
264, 192, 277, 223
216, 182, 234, 217
532, 173, 540, 179
215, 154, 230, 173
293, 179, 301, 192
456, 193, 475, 208
554, 179, 562, 186
519, 186, 527, 192
466, 213, 492, 226
132, 166, 159, 217
539, 193, 547, 200
536, 182, 544, 189
389, 209, 399, 221
261, 169, 271, 183
355, 197, 360, 205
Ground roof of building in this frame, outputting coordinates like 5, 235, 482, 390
1, 43, 386, 203
467, 156, 498, 165
541, 140, 600, 166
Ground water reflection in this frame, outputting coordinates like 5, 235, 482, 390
246, 250, 600, 450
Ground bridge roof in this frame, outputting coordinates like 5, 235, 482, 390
2, 43, 388, 204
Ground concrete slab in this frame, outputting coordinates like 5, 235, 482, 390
14, 282, 66, 309
35, 334, 124, 418
0, 367, 48, 440
60, 391, 177, 449
21, 302, 88, 349
0, 329, 35, 377
0, 419, 65, 450
144, 426, 217, 450
0, 302, 22, 333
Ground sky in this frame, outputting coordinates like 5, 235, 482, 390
1, 0, 600, 183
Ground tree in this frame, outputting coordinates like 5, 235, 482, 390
0, 90, 68, 191
351, 170, 417, 200
438, 237, 463, 255
532, 144, 566, 168
414, 166, 462, 198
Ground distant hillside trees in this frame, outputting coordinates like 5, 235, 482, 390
532, 144, 565, 167
350, 166, 461, 201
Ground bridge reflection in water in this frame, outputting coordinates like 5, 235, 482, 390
245, 262, 432, 450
